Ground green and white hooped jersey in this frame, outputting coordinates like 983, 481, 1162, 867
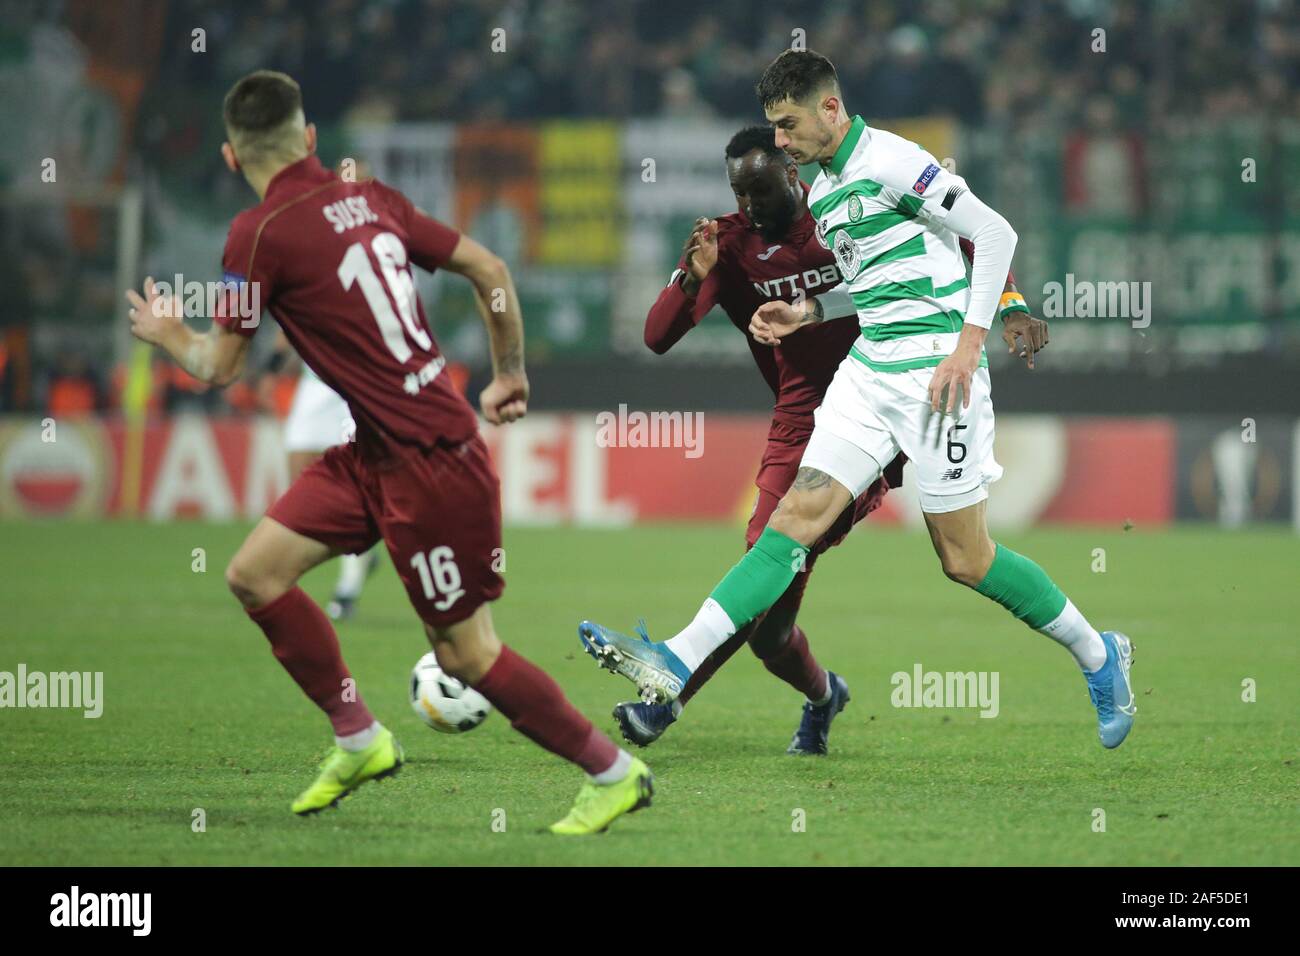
809, 116, 985, 373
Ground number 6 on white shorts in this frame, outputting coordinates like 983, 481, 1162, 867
410, 546, 466, 612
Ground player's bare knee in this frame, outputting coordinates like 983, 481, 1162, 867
225, 556, 292, 609
768, 506, 811, 545
427, 639, 466, 681
771, 489, 836, 546
431, 641, 494, 684
776, 468, 849, 543
938, 549, 988, 588
425, 616, 500, 684
225, 558, 262, 607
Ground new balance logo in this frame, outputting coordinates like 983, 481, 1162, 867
940, 468, 963, 480
757, 245, 781, 260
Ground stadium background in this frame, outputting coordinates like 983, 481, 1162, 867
1, 0, 1297, 531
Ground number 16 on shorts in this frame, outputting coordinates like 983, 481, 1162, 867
410, 546, 465, 612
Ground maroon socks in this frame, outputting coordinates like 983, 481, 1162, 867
247, 587, 376, 737
250, 591, 620, 775
474, 645, 619, 775
756, 624, 828, 703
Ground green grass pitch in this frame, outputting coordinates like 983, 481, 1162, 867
0, 519, 1296, 866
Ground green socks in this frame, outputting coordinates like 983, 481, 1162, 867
974, 543, 1067, 629
709, 527, 810, 630
707, 533, 1069, 648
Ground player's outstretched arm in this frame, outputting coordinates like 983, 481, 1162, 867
749, 296, 824, 345
750, 281, 857, 346
442, 235, 529, 424
125, 277, 249, 386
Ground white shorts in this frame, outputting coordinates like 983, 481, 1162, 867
800, 354, 1003, 514
284, 373, 355, 453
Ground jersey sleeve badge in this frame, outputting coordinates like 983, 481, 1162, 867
912, 162, 941, 195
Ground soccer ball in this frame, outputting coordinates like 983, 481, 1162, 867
408, 652, 491, 733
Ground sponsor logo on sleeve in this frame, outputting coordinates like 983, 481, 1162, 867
912, 163, 940, 195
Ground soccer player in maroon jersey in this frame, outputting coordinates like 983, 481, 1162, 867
124, 70, 651, 834
612, 125, 1045, 753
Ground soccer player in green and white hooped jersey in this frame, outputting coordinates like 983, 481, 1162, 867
578, 49, 1136, 750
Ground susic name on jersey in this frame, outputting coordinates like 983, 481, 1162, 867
322, 196, 380, 233
751, 264, 839, 299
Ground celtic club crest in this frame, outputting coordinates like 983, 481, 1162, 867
833, 230, 860, 276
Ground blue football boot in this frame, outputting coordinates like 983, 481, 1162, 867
1084, 631, 1136, 749
612, 700, 677, 747
786, 671, 851, 756
578, 620, 692, 704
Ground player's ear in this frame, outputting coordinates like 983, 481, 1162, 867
304, 123, 318, 154
820, 93, 840, 124
221, 142, 240, 174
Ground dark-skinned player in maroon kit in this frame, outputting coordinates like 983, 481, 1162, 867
125, 70, 651, 835
612, 126, 1046, 753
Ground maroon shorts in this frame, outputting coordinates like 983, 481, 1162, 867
268, 433, 504, 628
746, 419, 903, 561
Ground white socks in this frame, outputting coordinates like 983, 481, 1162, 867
334, 552, 370, 601
664, 598, 736, 671
1039, 599, 1107, 672
336, 720, 382, 752
590, 749, 632, 784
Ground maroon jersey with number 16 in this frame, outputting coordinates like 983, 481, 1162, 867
214, 155, 477, 460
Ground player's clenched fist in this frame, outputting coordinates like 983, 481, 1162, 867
749, 299, 812, 346
125, 277, 184, 346
480, 373, 529, 425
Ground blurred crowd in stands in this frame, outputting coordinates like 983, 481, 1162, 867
3, 0, 1298, 416
142, 0, 1300, 125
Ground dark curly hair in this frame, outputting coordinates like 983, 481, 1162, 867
724, 125, 792, 164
